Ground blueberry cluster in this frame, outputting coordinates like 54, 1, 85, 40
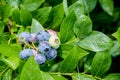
18, 30, 61, 64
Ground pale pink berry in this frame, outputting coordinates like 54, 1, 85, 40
47, 29, 57, 36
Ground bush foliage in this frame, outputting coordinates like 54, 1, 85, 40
0, 0, 120, 80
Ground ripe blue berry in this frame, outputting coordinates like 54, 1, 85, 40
18, 32, 30, 44
20, 49, 33, 60
46, 48, 57, 60
37, 31, 50, 42
28, 33, 38, 43
38, 41, 51, 54
34, 54, 46, 64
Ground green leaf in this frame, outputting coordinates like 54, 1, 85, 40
20, 56, 42, 80
52, 75, 67, 80
93, 12, 114, 23
69, 0, 84, 16
74, 14, 92, 39
0, 21, 4, 35
0, 4, 12, 21
0, 55, 20, 70
112, 27, 120, 46
60, 11, 76, 43
60, 46, 88, 72
91, 50, 112, 77
0, 61, 7, 73
58, 43, 74, 59
0, 32, 9, 45
20, 8, 32, 27
12, 7, 21, 24
6, 0, 20, 7
104, 73, 120, 80
21, 0, 45, 11
63, 0, 69, 16
31, 19, 44, 33
72, 73, 95, 80
99, 0, 114, 16
49, 3, 64, 29
84, 53, 95, 73
110, 41, 120, 57
14, 75, 20, 80
78, 31, 113, 52
2, 69, 12, 80
0, 44, 21, 57
84, 0, 97, 12
41, 72, 54, 80
6, 57, 20, 70
33, 7, 52, 25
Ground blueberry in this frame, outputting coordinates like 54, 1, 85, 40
49, 35, 61, 49
20, 49, 33, 60
18, 32, 30, 44
31, 49, 38, 56
38, 41, 51, 54
28, 33, 38, 43
47, 29, 57, 36
34, 54, 46, 64
37, 31, 50, 42
46, 48, 57, 60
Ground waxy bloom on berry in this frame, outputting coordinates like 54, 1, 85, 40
20, 49, 33, 60
18, 32, 30, 44
34, 54, 46, 64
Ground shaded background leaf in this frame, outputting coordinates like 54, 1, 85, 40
99, 0, 114, 16
112, 27, 120, 45
104, 73, 120, 80
84, 0, 97, 13
0, 21, 4, 35
110, 41, 120, 57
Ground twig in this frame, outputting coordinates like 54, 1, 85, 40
0, 66, 9, 76
49, 72, 74, 76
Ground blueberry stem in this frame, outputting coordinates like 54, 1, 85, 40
49, 72, 102, 80
25, 42, 38, 51
32, 42, 39, 52
49, 72, 74, 76
8, 38, 11, 45
32, 42, 37, 49
16, 24, 23, 28
0, 66, 9, 76
94, 76, 103, 80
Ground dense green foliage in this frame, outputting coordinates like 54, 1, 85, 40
0, 0, 120, 80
